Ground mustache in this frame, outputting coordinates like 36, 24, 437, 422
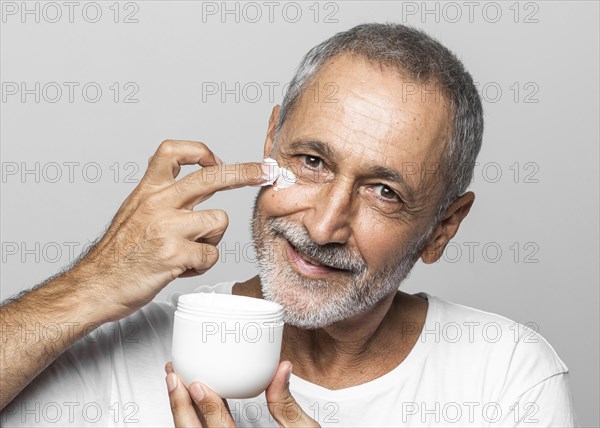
267, 217, 367, 273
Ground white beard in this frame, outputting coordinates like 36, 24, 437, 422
251, 202, 430, 329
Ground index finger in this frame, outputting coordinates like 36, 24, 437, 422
156, 162, 269, 209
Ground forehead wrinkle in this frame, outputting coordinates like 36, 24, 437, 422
280, 55, 450, 208
316, 89, 441, 160
284, 117, 442, 202
333, 89, 402, 134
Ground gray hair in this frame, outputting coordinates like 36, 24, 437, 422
275, 23, 484, 226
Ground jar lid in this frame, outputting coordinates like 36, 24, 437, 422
177, 293, 284, 320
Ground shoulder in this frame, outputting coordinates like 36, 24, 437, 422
424, 292, 568, 369
420, 292, 569, 395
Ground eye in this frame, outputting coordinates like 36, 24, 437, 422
301, 155, 324, 169
372, 184, 401, 202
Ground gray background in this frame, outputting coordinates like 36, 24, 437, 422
1, 1, 598, 426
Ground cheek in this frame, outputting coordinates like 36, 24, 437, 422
257, 182, 323, 216
257, 183, 416, 268
353, 212, 411, 267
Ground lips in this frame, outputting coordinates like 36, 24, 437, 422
285, 240, 345, 278
295, 247, 326, 267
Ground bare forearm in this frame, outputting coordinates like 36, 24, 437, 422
0, 141, 263, 411
0, 270, 110, 410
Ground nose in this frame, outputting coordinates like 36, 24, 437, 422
302, 179, 354, 245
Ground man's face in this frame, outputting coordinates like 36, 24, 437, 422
252, 53, 450, 329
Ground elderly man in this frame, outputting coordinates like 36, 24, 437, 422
1, 24, 575, 427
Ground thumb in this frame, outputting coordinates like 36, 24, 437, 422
265, 362, 320, 428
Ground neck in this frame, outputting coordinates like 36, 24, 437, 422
233, 275, 426, 389
283, 289, 397, 367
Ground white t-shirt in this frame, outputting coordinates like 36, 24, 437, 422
1, 282, 577, 427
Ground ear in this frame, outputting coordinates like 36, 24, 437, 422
263, 105, 280, 159
420, 192, 475, 264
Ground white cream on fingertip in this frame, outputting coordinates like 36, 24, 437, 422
261, 158, 280, 186
261, 158, 296, 190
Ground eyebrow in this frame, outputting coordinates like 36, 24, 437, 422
366, 165, 416, 201
287, 139, 417, 201
288, 140, 335, 160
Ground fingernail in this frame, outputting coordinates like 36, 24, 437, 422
166, 373, 178, 392
286, 366, 293, 383
190, 383, 205, 402
214, 154, 224, 165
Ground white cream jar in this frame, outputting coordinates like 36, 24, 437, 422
172, 293, 284, 399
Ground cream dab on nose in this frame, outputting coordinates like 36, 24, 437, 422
261, 158, 296, 190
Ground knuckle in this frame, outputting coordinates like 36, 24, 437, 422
192, 141, 213, 159
145, 218, 167, 238
194, 211, 226, 234
168, 395, 184, 413
199, 244, 219, 264
195, 141, 209, 152
173, 178, 192, 196
208, 209, 229, 228
140, 193, 162, 212
158, 139, 177, 157
280, 402, 302, 424
197, 400, 220, 416
159, 241, 181, 263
